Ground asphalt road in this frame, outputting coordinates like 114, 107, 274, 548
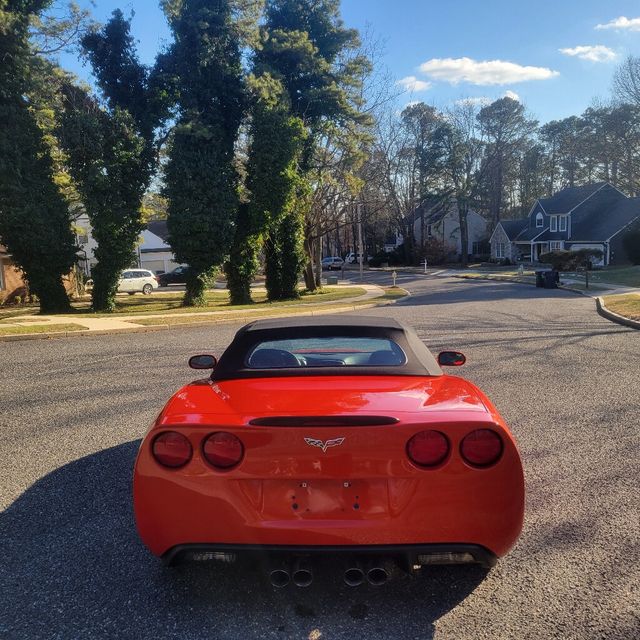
1, 275, 638, 640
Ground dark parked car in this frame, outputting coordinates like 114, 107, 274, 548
157, 266, 191, 286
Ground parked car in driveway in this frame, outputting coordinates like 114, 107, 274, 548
157, 265, 191, 286
321, 256, 344, 271
118, 269, 158, 295
85, 269, 158, 295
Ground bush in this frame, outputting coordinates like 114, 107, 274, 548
423, 238, 448, 265
539, 248, 603, 271
622, 229, 640, 265
368, 251, 389, 267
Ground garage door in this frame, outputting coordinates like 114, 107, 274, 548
569, 244, 605, 266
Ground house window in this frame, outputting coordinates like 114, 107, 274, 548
550, 216, 558, 232
496, 243, 505, 259
78, 234, 89, 245
550, 241, 562, 251
559, 216, 567, 232
536, 212, 544, 228
0, 263, 4, 290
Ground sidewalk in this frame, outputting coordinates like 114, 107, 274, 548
0, 284, 403, 341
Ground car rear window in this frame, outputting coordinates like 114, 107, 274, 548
245, 337, 407, 369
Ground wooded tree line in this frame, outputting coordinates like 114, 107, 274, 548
361, 91, 640, 267
1, 0, 639, 312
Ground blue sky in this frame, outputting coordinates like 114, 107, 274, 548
57, 1, 640, 124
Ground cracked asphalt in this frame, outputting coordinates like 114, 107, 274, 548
1, 275, 638, 640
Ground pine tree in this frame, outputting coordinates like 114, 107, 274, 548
163, 0, 246, 306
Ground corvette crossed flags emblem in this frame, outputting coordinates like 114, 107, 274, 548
304, 437, 345, 453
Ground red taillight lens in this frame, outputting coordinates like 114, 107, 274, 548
407, 430, 449, 467
152, 431, 192, 468
460, 429, 503, 467
203, 432, 244, 469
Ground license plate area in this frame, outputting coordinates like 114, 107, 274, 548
262, 480, 389, 519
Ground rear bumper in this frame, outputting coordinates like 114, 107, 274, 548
163, 542, 497, 569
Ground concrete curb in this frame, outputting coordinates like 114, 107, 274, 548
595, 296, 640, 330
0, 291, 411, 343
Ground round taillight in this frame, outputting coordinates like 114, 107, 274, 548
203, 432, 244, 469
460, 429, 503, 467
152, 431, 192, 468
407, 430, 449, 468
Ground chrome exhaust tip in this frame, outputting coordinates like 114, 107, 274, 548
269, 567, 290, 588
292, 559, 313, 588
366, 563, 389, 586
344, 563, 366, 587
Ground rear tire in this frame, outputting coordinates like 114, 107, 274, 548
143, 284, 153, 295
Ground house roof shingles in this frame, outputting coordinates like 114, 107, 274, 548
499, 219, 528, 240
571, 196, 640, 241
146, 220, 169, 242
538, 182, 608, 214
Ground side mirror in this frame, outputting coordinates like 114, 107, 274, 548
438, 351, 466, 367
189, 354, 217, 370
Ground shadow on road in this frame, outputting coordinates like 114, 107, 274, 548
1, 442, 488, 639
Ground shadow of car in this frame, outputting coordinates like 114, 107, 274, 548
0, 440, 489, 639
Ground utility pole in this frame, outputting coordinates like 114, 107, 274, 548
357, 202, 364, 283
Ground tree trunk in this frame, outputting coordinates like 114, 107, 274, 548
458, 197, 470, 268
264, 233, 282, 301
303, 235, 316, 291
90, 263, 121, 312
314, 237, 322, 287
183, 270, 208, 307
36, 276, 72, 314
227, 204, 256, 305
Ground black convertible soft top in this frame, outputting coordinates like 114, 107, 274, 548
211, 316, 443, 381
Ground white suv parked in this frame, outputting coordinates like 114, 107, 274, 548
118, 269, 159, 295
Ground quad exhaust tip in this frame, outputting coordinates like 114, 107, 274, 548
292, 559, 313, 587
366, 566, 389, 586
344, 563, 366, 587
269, 568, 290, 588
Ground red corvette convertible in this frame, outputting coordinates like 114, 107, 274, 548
133, 317, 524, 587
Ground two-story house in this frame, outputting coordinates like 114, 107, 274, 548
490, 183, 640, 266
412, 198, 488, 260
75, 216, 181, 275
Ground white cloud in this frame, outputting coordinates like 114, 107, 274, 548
559, 45, 617, 62
596, 16, 640, 31
455, 96, 491, 107
456, 91, 520, 108
418, 57, 559, 85
397, 75, 431, 92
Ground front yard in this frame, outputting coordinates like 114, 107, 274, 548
0, 286, 367, 319
602, 293, 640, 321
588, 265, 640, 288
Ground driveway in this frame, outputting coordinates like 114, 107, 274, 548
1, 275, 638, 639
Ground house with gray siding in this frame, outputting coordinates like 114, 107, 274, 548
490, 183, 640, 265
412, 198, 487, 260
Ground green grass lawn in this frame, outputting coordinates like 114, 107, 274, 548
0, 305, 40, 320
0, 323, 88, 336
127, 287, 407, 327
66, 286, 367, 317
603, 293, 640, 320
589, 266, 640, 287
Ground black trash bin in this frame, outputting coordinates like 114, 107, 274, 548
535, 271, 545, 287
543, 270, 558, 289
